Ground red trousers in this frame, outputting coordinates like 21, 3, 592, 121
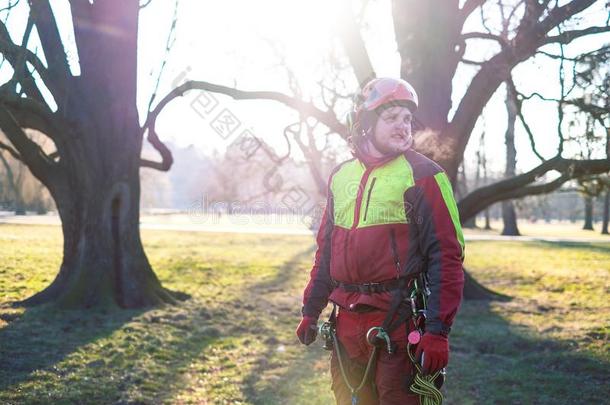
330, 308, 421, 405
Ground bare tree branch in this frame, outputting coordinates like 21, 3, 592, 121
28, 0, 72, 89
506, 77, 546, 162
461, 31, 508, 47
338, 0, 376, 86
460, 58, 485, 65
537, 45, 610, 62
0, 20, 49, 102
556, 34, 567, 154
139, 0, 154, 9
460, 0, 487, 22
145, 0, 179, 113
0, 103, 55, 182
449, 0, 595, 160
537, 0, 598, 37
543, 25, 610, 45
139, 123, 173, 171
566, 99, 609, 120
1, 0, 21, 14
0, 138, 21, 160
144, 80, 347, 138
458, 156, 610, 221
1, 95, 63, 144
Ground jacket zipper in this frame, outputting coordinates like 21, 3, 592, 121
390, 229, 401, 277
351, 168, 373, 229
345, 167, 373, 272
362, 177, 377, 223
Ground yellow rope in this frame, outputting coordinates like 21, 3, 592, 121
407, 341, 444, 405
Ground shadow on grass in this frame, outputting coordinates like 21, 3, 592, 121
445, 300, 608, 404
0, 242, 313, 402
0, 304, 145, 393
241, 299, 609, 405
154, 243, 318, 404
535, 240, 610, 255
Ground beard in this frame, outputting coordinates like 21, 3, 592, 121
375, 133, 414, 155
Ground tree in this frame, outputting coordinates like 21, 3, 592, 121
158, 1, 609, 298
0, 130, 54, 214
0, 149, 25, 214
124, 0, 610, 299
3, 1, 610, 306
602, 190, 610, 235
154, 0, 610, 221
569, 39, 610, 234
501, 81, 521, 236
0, 1, 178, 308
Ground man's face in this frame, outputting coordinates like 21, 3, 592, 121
372, 105, 413, 154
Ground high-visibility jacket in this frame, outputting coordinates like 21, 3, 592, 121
302, 149, 465, 336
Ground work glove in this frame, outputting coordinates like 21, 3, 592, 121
296, 316, 318, 345
415, 332, 449, 374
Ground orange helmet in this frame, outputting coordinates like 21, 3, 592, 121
347, 77, 419, 139
360, 77, 418, 113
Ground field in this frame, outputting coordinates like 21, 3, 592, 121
0, 224, 608, 404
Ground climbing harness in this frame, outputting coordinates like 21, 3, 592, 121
333, 321, 379, 405
319, 268, 446, 405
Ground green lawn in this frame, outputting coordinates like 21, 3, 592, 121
0, 224, 608, 404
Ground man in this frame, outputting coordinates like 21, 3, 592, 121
296, 78, 465, 405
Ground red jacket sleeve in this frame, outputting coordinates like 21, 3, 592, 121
413, 172, 465, 335
301, 192, 335, 319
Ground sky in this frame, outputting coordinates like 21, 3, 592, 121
1, 0, 609, 177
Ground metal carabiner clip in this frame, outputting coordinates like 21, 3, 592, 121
366, 326, 393, 354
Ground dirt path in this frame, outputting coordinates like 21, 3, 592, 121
1, 214, 609, 243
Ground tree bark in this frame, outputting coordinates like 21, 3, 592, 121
484, 208, 491, 230
17, 136, 175, 308
602, 190, 609, 235
501, 83, 520, 236
2, 1, 178, 309
0, 151, 25, 215
393, 0, 462, 132
583, 195, 594, 230
501, 202, 520, 236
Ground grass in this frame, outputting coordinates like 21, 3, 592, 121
0, 224, 608, 404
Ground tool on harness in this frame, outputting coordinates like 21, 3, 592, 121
321, 271, 420, 405
366, 326, 393, 354
320, 305, 379, 405
319, 317, 335, 351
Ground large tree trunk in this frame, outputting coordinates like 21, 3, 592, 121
17, 129, 175, 308
602, 190, 609, 235
484, 208, 491, 230
501, 83, 520, 236
393, 0, 461, 132
583, 195, 594, 230
501, 202, 520, 236
6, 1, 178, 309
458, 163, 477, 228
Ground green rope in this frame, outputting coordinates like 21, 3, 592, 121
407, 341, 444, 405
332, 328, 378, 405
